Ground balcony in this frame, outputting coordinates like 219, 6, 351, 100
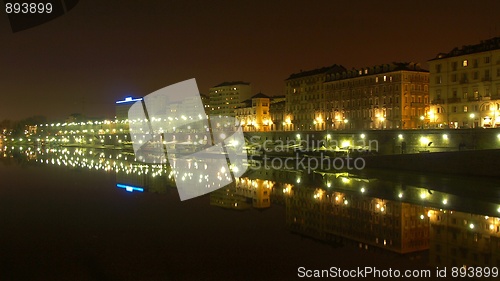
431, 99, 444, 104
481, 77, 491, 82
447, 97, 461, 103
467, 96, 480, 102
459, 79, 468, 84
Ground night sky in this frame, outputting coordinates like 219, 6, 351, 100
1, 0, 500, 121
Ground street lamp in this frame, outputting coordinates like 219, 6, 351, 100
469, 113, 475, 128
420, 115, 425, 129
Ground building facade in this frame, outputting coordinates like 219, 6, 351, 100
235, 93, 271, 132
269, 95, 286, 131
285, 63, 429, 130
209, 81, 251, 117
285, 64, 346, 131
428, 37, 500, 129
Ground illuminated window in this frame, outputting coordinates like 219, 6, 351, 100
375, 77, 379, 83
463, 106, 468, 113
463, 60, 468, 67
383, 75, 387, 82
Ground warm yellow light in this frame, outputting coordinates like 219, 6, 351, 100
420, 137, 429, 145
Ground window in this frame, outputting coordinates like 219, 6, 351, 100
383, 75, 387, 82
435, 76, 442, 84
485, 57, 490, 63
497, 68, 500, 77
473, 71, 479, 80
463, 60, 468, 67
451, 74, 457, 82
485, 70, 490, 80
436, 64, 441, 73
453, 106, 457, 113
452, 62, 457, 71
473, 59, 478, 68
463, 106, 468, 112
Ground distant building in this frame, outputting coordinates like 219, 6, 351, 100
200, 93, 211, 115
285, 64, 346, 131
235, 93, 271, 132
428, 37, 500, 128
285, 63, 430, 130
209, 81, 251, 117
270, 95, 286, 131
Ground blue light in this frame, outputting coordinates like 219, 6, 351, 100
115, 97, 143, 104
116, 183, 144, 192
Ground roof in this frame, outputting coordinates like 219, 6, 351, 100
286, 64, 346, 80
325, 62, 428, 82
237, 92, 270, 108
250, 92, 270, 99
429, 37, 500, 61
213, 81, 250, 87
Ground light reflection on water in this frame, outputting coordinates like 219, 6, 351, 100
2, 145, 500, 274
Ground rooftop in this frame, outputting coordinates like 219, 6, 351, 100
213, 81, 250, 87
430, 37, 500, 61
238, 92, 270, 108
326, 62, 428, 82
286, 64, 347, 80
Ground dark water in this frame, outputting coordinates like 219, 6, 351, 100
1, 146, 500, 280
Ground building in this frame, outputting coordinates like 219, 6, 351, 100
324, 63, 429, 130
235, 93, 271, 132
285, 64, 346, 131
285, 63, 429, 130
209, 81, 251, 117
200, 93, 211, 115
270, 95, 286, 131
428, 37, 500, 128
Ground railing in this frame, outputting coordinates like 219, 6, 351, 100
431, 99, 444, 104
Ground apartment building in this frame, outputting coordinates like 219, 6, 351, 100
285, 63, 429, 130
209, 81, 251, 117
428, 37, 500, 128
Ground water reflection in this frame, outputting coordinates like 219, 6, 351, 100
2, 145, 500, 270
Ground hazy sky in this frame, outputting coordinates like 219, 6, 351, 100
1, 0, 500, 120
